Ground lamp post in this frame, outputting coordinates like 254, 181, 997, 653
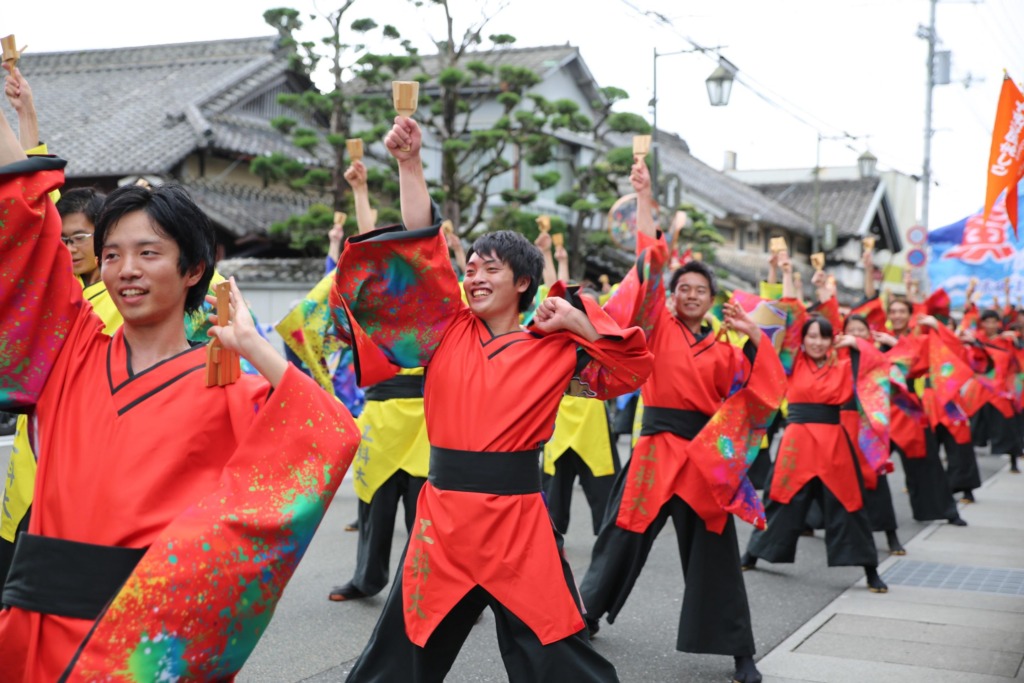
651, 49, 734, 203
812, 133, 870, 253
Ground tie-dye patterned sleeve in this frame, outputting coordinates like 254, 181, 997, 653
63, 364, 361, 681
0, 157, 77, 411
330, 225, 463, 386
601, 230, 669, 338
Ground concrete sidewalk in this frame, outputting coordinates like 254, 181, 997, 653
757, 464, 1024, 682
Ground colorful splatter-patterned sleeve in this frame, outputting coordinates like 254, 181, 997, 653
330, 225, 463, 386
275, 269, 345, 393
0, 157, 79, 411
64, 364, 361, 680
850, 338, 892, 475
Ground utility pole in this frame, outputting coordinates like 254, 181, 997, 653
920, 0, 938, 229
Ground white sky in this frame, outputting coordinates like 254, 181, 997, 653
6, 0, 1023, 229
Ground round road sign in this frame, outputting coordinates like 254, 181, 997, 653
906, 248, 926, 267
907, 225, 927, 245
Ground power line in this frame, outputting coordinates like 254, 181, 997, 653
614, 0, 899, 167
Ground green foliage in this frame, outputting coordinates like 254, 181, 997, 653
607, 112, 652, 134
465, 60, 494, 77
571, 198, 597, 212
598, 86, 629, 104
674, 202, 724, 262
489, 33, 516, 45
605, 146, 635, 173
487, 206, 567, 241
497, 65, 541, 90
351, 18, 378, 32
442, 138, 472, 153
269, 202, 334, 254
532, 171, 561, 190
438, 67, 468, 88
496, 91, 521, 110
500, 189, 538, 205
270, 116, 298, 134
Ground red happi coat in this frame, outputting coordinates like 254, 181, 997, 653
771, 351, 865, 512
886, 332, 930, 457
330, 226, 653, 647
975, 331, 1021, 418
0, 160, 359, 682
605, 232, 785, 534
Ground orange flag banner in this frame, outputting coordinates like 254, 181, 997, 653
984, 73, 1024, 237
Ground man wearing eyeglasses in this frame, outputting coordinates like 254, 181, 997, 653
57, 189, 122, 333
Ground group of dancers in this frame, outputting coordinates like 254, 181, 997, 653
1, 57, 1020, 683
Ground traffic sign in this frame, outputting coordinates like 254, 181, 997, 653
906, 247, 927, 267
907, 225, 927, 245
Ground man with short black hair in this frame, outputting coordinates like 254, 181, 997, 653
578, 159, 785, 683
0, 97, 359, 681
339, 118, 653, 682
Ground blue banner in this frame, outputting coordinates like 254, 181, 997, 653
928, 186, 1024, 309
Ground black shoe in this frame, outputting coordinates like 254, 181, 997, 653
865, 567, 888, 594
344, 518, 359, 532
328, 581, 369, 602
732, 655, 762, 683
585, 615, 600, 638
948, 515, 968, 527
740, 552, 757, 571
885, 530, 906, 556
960, 492, 975, 504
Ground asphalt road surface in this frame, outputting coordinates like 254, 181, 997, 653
236, 437, 1005, 682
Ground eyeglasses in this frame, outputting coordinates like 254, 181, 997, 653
61, 233, 93, 247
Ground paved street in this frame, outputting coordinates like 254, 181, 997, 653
237, 438, 1009, 682
0, 435, 1013, 681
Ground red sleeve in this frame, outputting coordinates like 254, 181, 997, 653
810, 296, 842, 331
602, 230, 669, 337
0, 157, 81, 411
568, 294, 654, 400
849, 296, 887, 333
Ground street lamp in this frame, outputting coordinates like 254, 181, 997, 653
651, 48, 734, 202
705, 58, 736, 107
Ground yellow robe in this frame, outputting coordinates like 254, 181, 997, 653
352, 367, 430, 504
543, 394, 616, 477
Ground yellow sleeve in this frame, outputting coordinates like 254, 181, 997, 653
759, 281, 783, 300
25, 144, 61, 204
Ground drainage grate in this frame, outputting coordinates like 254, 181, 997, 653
882, 560, 1024, 595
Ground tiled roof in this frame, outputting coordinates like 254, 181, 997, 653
20, 36, 326, 177
754, 178, 880, 237
399, 44, 580, 88
183, 178, 326, 239
646, 131, 816, 235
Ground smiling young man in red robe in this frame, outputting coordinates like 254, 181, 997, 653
577, 159, 785, 683
0, 99, 359, 681
335, 119, 653, 682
